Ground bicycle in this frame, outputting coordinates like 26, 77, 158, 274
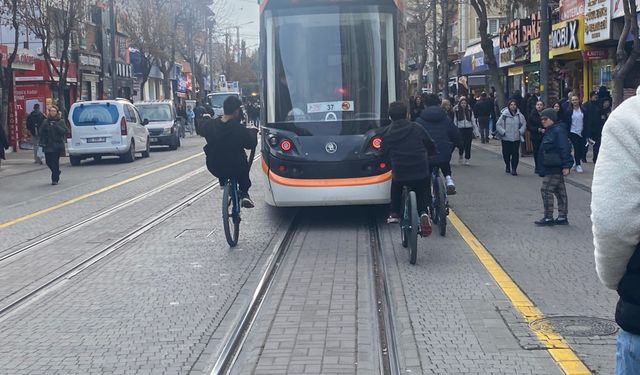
221, 146, 257, 247
400, 186, 420, 265
430, 166, 449, 237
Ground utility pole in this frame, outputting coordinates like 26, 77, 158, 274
540, 0, 549, 104
109, 0, 117, 99
236, 26, 241, 64
441, 0, 449, 98
431, 0, 438, 94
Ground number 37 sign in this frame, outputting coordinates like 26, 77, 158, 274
307, 101, 354, 114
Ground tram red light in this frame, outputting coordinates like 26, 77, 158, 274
280, 139, 292, 152
379, 162, 386, 169
371, 136, 382, 150
278, 165, 287, 172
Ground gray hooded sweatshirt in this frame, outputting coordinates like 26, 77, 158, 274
496, 108, 526, 142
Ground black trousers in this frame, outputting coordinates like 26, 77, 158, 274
477, 116, 490, 142
207, 159, 252, 195
568, 132, 585, 166
390, 177, 431, 215
501, 140, 520, 171
431, 161, 452, 177
44, 151, 61, 182
459, 128, 473, 159
593, 136, 601, 163
532, 138, 542, 172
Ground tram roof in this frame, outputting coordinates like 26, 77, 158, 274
259, 0, 404, 13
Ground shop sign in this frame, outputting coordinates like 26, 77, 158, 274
79, 54, 101, 69
499, 46, 515, 67
551, 17, 584, 56
530, 39, 541, 63
1, 47, 36, 70
613, 0, 640, 18
514, 43, 530, 63
499, 12, 540, 49
582, 49, 609, 60
560, 0, 585, 21
585, 0, 612, 43
508, 66, 524, 76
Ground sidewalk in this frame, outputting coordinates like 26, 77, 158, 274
472, 139, 594, 191
0, 149, 67, 179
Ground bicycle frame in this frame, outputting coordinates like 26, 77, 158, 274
227, 178, 241, 221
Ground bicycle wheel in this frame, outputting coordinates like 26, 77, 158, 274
222, 183, 240, 247
401, 189, 408, 248
408, 191, 418, 265
437, 173, 447, 237
431, 176, 439, 225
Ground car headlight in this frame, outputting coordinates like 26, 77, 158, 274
163, 128, 172, 135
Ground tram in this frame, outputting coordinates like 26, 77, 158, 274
259, 0, 405, 206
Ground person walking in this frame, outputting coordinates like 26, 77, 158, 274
0, 124, 8, 168
584, 91, 601, 163
592, 86, 640, 375
440, 98, 454, 120
534, 109, 573, 226
592, 97, 611, 163
452, 97, 475, 165
39, 106, 67, 185
472, 92, 494, 144
562, 95, 589, 173
410, 95, 424, 121
27, 104, 46, 164
496, 99, 526, 175
527, 100, 545, 174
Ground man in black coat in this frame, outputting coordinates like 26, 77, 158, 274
198, 96, 258, 208
416, 93, 461, 194
26, 104, 46, 164
380, 101, 436, 236
472, 92, 495, 144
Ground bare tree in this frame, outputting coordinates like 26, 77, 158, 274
0, 0, 22, 139
406, 0, 433, 95
21, 0, 86, 110
613, 0, 640, 107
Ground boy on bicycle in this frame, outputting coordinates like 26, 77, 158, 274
381, 101, 437, 236
197, 96, 258, 208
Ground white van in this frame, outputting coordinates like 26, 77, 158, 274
67, 99, 150, 166
207, 92, 241, 118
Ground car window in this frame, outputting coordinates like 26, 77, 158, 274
71, 103, 119, 126
126, 105, 138, 123
136, 104, 174, 122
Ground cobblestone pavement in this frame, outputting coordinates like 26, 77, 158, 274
233, 208, 379, 375
449, 143, 617, 374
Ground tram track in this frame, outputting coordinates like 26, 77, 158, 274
210, 210, 401, 375
0, 180, 217, 321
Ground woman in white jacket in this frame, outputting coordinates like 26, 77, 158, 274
496, 99, 527, 175
453, 97, 476, 165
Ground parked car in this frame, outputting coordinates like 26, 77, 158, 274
135, 100, 181, 150
67, 99, 150, 166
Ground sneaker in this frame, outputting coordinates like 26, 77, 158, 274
576, 165, 584, 173
51, 181, 58, 186
241, 194, 255, 208
420, 213, 433, 237
463, 159, 470, 166
445, 176, 456, 195
554, 217, 569, 225
505, 167, 511, 174
386, 212, 400, 224
534, 218, 555, 226
458, 155, 463, 165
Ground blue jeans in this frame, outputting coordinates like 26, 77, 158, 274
616, 329, 640, 374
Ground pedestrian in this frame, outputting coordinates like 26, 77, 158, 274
26, 104, 46, 164
562, 95, 589, 173
0, 124, 8, 168
560, 91, 573, 115
452, 97, 475, 165
592, 86, 640, 375
528, 100, 545, 174
534, 108, 573, 226
410, 95, 424, 121
472, 92, 493, 143
194, 100, 207, 135
495, 99, 526, 175
39, 105, 67, 185
583, 91, 601, 163
440, 98, 454, 120
592, 98, 611, 163
186, 105, 195, 135
526, 88, 541, 120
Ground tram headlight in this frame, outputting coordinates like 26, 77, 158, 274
371, 136, 382, 150
268, 135, 278, 147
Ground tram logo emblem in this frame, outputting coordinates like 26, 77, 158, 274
325, 142, 338, 154
341, 101, 350, 111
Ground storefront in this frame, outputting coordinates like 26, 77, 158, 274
551, 16, 587, 100
116, 63, 133, 99
78, 53, 102, 101
460, 38, 500, 96
499, 13, 540, 95
584, 0, 616, 95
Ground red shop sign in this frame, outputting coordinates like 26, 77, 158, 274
582, 50, 609, 60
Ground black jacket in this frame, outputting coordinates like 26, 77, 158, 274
527, 110, 544, 142
536, 122, 574, 177
416, 106, 461, 165
0, 123, 8, 160
39, 117, 67, 153
26, 110, 45, 136
616, 243, 640, 334
562, 105, 590, 139
584, 100, 601, 139
380, 119, 436, 182
472, 99, 495, 120
198, 117, 258, 178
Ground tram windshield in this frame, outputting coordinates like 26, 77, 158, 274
265, 7, 396, 128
